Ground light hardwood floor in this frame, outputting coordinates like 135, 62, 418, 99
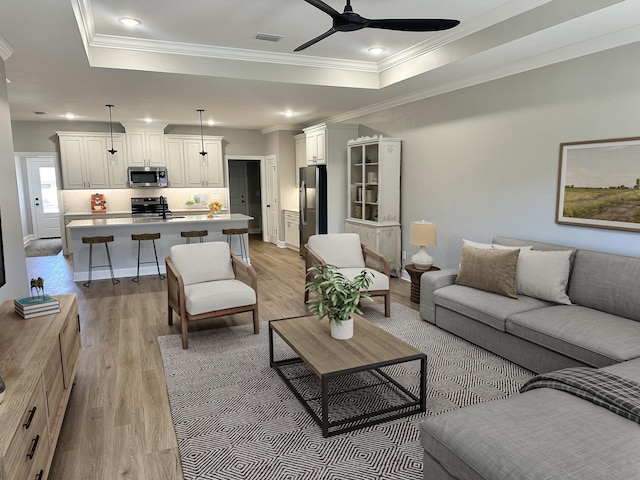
26, 236, 415, 480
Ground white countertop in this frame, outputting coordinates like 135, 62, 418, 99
63, 208, 221, 216
66, 213, 252, 228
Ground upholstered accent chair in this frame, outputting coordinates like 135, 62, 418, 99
304, 233, 391, 317
166, 242, 258, 349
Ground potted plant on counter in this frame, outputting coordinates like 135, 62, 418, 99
304, 264, 372, 340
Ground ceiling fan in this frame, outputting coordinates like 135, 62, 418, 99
294, 0, 460, 52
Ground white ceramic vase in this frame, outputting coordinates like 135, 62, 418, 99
330, 317, 353, 340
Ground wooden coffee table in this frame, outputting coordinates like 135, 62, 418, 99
269, 313, 426, 437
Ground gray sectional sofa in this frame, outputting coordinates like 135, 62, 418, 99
418, 236, 640, 480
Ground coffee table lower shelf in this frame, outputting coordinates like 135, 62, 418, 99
269, 316, 427, 438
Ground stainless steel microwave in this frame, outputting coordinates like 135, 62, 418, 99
127, 166, 168, 188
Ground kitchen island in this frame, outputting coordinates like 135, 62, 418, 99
66, 214, 252, 282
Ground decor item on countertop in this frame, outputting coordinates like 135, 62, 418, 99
15, 292, 61, 319
304, 263, 372, 339
157, 302, 531, 480
207, 200, 222, 218
410, 220, 437, 270
30, 276, 45, 298
91, 192, 107, 214
105, 104, 117, 155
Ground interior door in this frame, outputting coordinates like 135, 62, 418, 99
27, 157, 61, 238
266, 155, 278, 245
229, 161, 248, 214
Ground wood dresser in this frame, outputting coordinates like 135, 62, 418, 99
0, 294, 81, 480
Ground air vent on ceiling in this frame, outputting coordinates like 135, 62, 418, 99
256, 33, 284, 42
34, 111, 48, 116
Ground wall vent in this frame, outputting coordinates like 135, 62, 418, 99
256, 33, 284, 42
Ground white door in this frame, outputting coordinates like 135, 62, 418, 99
229, 161, 249, 214
266, 155, 278, 245
27, 157, 61, 238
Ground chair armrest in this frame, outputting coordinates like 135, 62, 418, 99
304, 244, 326, 282
361, 244, 390, 277
166, 256, 186, 314
231, 253, 258, 291
419, 268, 458, 324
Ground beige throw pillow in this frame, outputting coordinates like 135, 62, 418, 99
456, 245, 520, 298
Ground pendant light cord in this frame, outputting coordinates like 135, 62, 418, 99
106, 104, 117, 155
197, 109, 207, 157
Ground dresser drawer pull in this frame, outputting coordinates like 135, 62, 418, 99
23, 406, 37, 429
35, 469, 44, 480
27, 434, 40, 459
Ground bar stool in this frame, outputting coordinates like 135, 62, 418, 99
131, 232, 164, 282
82, 235, 119, 287
180, 230, 208, 244
223, 228, 248, 260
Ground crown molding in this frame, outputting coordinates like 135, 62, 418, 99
261, 124, 304, 135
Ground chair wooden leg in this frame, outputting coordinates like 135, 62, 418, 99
385, 293, 391, 317
252, 307, 259, 334
181, 319, 189, 349
304, 290, 309, 303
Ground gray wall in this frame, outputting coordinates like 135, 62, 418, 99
0, 58, 29, 300
350, 42, 640, 269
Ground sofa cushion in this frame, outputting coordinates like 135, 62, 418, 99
435, 285, 552, 331
339, 267, 388, 291
507, 305, 640, 367
456, 246, 519, 298
308, 233, 365, 269
184, 279, 256, 315
516, 249, 573, 304
170, 242, 235, 286
568, 249, 640, 322
420, 387, 640, 480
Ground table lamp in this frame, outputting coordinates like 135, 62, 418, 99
410, 221, 437, 270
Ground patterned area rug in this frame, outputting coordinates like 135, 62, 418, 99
25, 238, 62, 257
157, 303, 533, 480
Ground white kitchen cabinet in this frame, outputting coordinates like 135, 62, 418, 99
184, 137, 224, 187
164, 136, 187, 187
346, 135, 401, 275
302, 123, 359, 234
58, 133, 110, 190
284, 210, 300, 250
122, 124, 166, 167
305, 127, 326, 165
107, 133, 128, 188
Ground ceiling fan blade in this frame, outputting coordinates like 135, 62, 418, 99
302, 0, 341, 19
366, 18, 460, 32
294, 28, 337, 52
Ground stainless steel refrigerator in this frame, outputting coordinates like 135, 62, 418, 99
299, 165, 327, 256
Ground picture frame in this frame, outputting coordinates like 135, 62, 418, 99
556, 136, 640, 232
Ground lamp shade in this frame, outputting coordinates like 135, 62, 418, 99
410, 221, 437, 246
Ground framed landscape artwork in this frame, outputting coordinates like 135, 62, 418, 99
556, 136, 640, 232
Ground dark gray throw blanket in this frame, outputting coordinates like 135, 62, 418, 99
520, 367, 640, 424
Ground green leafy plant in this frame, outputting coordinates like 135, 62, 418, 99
305, 264, 373, 324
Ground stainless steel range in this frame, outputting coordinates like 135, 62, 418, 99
131, 196, 172, 219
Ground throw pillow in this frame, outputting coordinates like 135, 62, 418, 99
516, 249, 573, 304
456, 245, 520, 298
492, 244, 533, 251
462, 239, 493, 249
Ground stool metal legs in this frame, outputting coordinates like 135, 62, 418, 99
133, 238, 165, 282
84, 242, 120, 287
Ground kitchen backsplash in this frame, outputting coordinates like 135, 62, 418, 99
61, 188, 228, 213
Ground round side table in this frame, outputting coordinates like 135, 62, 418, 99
405, 264, 440, 304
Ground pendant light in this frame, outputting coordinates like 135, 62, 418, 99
197, 109, 207, 157
105, 104, 117, 155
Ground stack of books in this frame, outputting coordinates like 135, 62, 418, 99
14, 294, 61, 319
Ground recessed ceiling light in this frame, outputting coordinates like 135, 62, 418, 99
118, 17, 141, 27
64, 113, 75, 120
282, 111, 296, 118
5, 78, 10, 84
143, 117, 153, 123
207, 119, 215, 126
368, 47, 386, 55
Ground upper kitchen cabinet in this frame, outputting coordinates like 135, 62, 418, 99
165, 135, 224, 188
305, 126, 325, 165
58, 132, 110, 190
122, 123, 166, 167
107, 133, 128, 188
